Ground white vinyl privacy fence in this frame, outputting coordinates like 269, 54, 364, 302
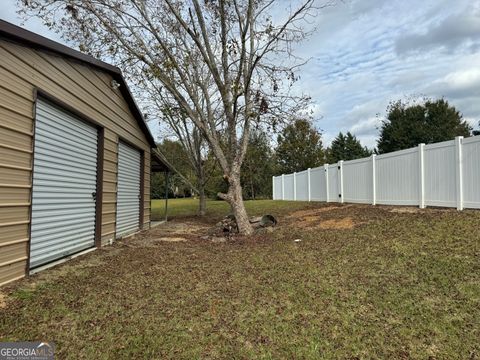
272, 136, 480, 210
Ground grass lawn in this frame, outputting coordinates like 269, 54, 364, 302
150, 198, 312, 220
1, 200, 479, 359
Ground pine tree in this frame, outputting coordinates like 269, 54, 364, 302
326, 132, 372, 163
276, 119, 325, 173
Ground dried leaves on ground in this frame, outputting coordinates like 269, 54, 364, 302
0, 200, 479, 359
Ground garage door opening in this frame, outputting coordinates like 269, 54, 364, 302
29, 99, 99, 269
116, 141, 141, 238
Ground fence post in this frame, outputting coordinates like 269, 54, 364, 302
418, 143, 425, 209
371, 154, 376, 205
324, 164, 329, 202
307, 168, 311, 201
338, 160, 344, 203
281, 174, 285, 201
293, 172, 297, 201
272, 176, 275, 200
455, 136, 464, 210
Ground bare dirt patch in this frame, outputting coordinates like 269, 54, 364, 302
131, 220, 209, 246
0, 292, 6, 309
288, 205, 352, 219
295, 216, 360, 230
389, 207, 421, 214
154, 237, 188, 242
152, 221, 207, 236
287, 205, 365, 230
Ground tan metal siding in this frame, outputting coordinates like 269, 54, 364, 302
103, 170, 117, 184
0, 38, 152, 286
0, 224, 29, 244
0, 166, 31, 186
0, 261, 26, 287
0, 106, 33, 134
0, 146, 32, 168
0, 243, 27, 267
0, 125, 32, 149
104, 160, 117, 174
0, 207, 30, 223
0, 187, 31, 203
104, 138, 117, 153
0, 43, 147, 147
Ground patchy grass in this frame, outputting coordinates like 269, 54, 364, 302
151, 197, 312, 221
0, 201, 479, 359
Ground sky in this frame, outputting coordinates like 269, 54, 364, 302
1, 0, 480, 148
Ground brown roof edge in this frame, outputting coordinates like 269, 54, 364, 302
0, 19, 156, 147
151, 149, 171, 173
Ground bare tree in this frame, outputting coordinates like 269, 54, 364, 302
21, 0, 320, 234
141, 76, 215, 216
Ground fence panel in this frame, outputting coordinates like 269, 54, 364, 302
343, 157, 372, 203
424, 140, 456, 207
310, 166, 327, 201
273, 135, 480, 211
295, 170, 309, 201
273, 176, 282, 200
327, 164, 339, 202
283, 174, 294, 200
462, 136, 480, 208
375, 148, 419, 205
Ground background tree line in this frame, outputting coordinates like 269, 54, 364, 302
23, 2, 478, 227
152, 97, 477, 201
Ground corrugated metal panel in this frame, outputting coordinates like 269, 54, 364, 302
424, 141, 456, 207
0, 206, 30, 223
0, 224, 29, 244
0, 260, 26, 287
343, 158, 372, 203
0, 105, 33, 134
0, 145, 32, 168
0, 187, 31, 204
30, 99, 97, 269
0, 243, 27, 265
116, 141, 141, 237
310, 167, 327, 201
295, 170, 309, 201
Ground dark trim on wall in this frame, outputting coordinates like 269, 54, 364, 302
95, 128, 105, 247
36, 89, 102, 128
113, 138, 119, 240
117, 135, 144, 153
25, 88, 38, 274
139, 150, 145, 228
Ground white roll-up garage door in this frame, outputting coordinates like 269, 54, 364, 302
116, 142, 141, 238
30, 99, 98, 269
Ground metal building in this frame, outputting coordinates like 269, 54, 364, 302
0, 20, 167, 286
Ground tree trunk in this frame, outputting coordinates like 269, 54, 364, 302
196, 165, 207, 216
198, 187, 207, 216
220, 175, 254, 235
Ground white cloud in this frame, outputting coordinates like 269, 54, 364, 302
1, 0, 479, 148
395, 4, 480, 54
